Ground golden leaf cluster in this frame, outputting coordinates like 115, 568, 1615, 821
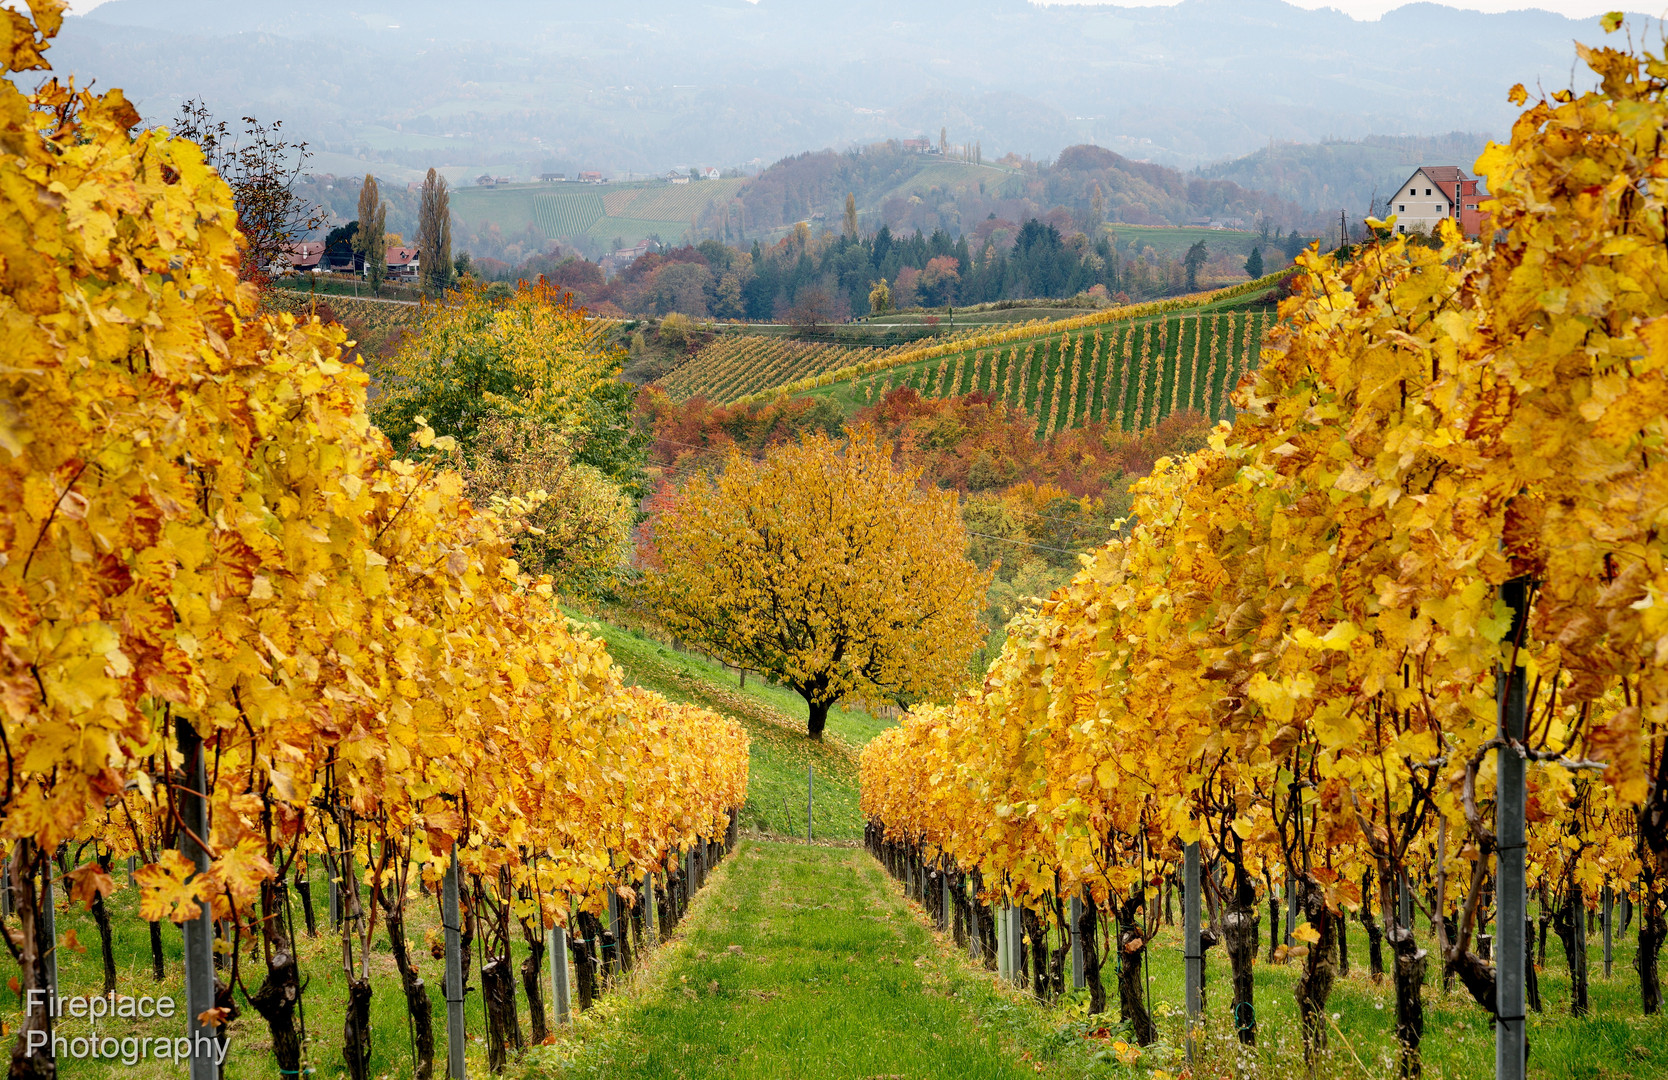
0, 0, 747, 933
862, 20, 1668, 927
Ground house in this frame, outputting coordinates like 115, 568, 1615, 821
385, 246, 420, 282
600, 238, 653, 279
476, 173, 496, 186
701, 167, 720, 180
578, 171, 605, 183
1390, 166, 1490, 237
282, 241, 324, 274
540, 172, 566, 182
669, 175, 690, 185
901, 138, 932, 154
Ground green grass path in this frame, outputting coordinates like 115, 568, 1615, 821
544, 840, 1072, 1080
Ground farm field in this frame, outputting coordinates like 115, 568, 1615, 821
1106, 222, 1264, 258
830, 307, 1272, 437
656, 328, 988, 405
450, 178, 745, 249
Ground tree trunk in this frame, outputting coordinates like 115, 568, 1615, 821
149, 919, 166, 981
1337, 907, 1349, 978
1117, 891, 1155, 1045
1363, 876, 1386, 982
249, 880, 306, 1080
1387, 924, 1426, 1079
342, 977, 373, 1080
1223, 869, 1259, 1046
1268, 892, 1281, 963
1639, 883, 1665, 1015
1023, 905, 1049, 1000
1076, 890, 1106, 1015
296, 869, 318, 937
804, 694, 831, 740
572, 911, 605, 1010
1049, 892, 1071, 999
7, 842, 54, 1080
520, 938, 548, 1046
90, 855, 117, 996
1525, 916, 1542, 1014
1294, 877, 1338, 1071
381, 892, 435, 1079
481, 956, 519, 1072
1553, 887, 1589, 1016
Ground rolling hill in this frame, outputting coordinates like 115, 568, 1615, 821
450, 177, 747, 255
655, 273, 1286, 438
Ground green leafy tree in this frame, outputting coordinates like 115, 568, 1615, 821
370, 282, 646, 494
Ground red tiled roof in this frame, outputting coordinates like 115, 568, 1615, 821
386, 246, 418, 267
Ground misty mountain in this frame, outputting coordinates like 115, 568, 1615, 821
52, 0, 1644, 184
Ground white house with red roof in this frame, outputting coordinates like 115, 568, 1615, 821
1390, 166, 1490, 237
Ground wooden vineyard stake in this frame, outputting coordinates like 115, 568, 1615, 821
1070, 896, 1086, 990
443, 852, 467, 1080
1497, 577, 1530, 1080
1184, 841, 1202, 1065
548, 923, 572, 1026
808, 763, 815, 844
644, 874, 659, 948
177, 720, 220, 1080
1603, 884, 1613, 978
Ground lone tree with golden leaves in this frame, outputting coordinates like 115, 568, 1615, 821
643, 427, 991, 738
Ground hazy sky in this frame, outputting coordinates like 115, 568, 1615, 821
61, 0, 1645, 13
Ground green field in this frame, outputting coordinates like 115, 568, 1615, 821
449, 178, 745, 249
833, 308, 1272, 437
1108, 222, 1265, 258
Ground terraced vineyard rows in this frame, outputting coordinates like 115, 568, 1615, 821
658, 329, 985, 404
534, 191, 607, 235
842, 310, 1271, 435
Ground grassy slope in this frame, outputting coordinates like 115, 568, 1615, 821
448, 179, 743, 248
529, 840, 1103, 1080
567, 615, 890, 842
15, 620, 875, 1079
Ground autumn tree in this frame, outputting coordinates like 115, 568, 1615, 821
418, 166, 453, 296
462, 415, 635, 598
170, 97, 326, 282
844, 192, 858, 238
868, 278, 892, 315
369, 281, 646, 494
356, 173, 388, 290
642, 427, 991, 738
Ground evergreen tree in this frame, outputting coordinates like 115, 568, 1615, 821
1183, 240, 1208, 292
1244, 245, 1264, 279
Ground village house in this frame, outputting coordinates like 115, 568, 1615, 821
385, 246, 420, 282
1390, 166, 1490, 236
282, 241, 324, 274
